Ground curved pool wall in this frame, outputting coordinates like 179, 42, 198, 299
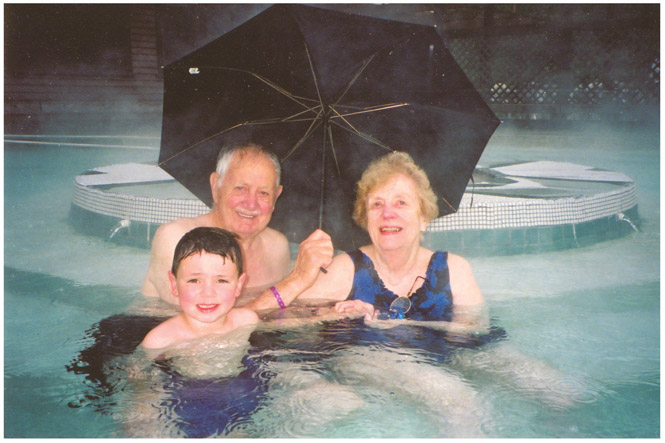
68, 159, 639, 255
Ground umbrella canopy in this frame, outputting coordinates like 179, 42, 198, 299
159, 4, 500, 250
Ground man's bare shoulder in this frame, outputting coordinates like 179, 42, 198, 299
261, 226, 288, 243
259, 227, 290, 255
152, 214, 213, 248
157, 214, 211, 237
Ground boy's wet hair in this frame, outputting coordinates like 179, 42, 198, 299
171, 227, 243, 276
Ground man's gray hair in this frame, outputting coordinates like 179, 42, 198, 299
214, 143, 281, 190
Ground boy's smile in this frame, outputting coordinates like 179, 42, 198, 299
196, 303, 221, 314
169, 251, 246, 327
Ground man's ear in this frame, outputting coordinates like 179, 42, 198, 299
235, 273, 248, 298
209, 172, 220, 204
273, 185, 283, 208
168, 271, 179, 298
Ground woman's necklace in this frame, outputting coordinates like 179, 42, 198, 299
372, 249, 424, 295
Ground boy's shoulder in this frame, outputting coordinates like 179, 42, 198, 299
141, 315, 187, 350
141, 309, 258, 352
229, 307, 260, 328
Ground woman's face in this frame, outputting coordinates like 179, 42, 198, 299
365, 173, 427, 253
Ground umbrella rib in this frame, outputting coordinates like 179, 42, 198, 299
328, 119, 394, 152
158, 112, 321, 166
303, 42, 325, 108
282, 108, 325, 161
331, 102, 410, 118
333, 32, 426, 106
440, 196, 456, 213
328, 104, 406, 145
243, 105, 323, 125
327, 124, 342, 176
203, 66, 320, 114
333, 54, 377, 106
280, 104, 324, 122
157, 121, 249, 165
248, 71, 318, 112
328, 105, 362, 135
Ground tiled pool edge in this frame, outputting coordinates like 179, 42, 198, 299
69, 203, 639, 256
423, 205, 639, 256
68, 160, 641, 255
68, 200, 640, 256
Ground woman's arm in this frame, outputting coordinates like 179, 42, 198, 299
448, 253, 484, 306
447, 253, 488, 331
365, 303, 490, 334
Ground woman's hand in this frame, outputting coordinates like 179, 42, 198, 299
334, 299, 375, 321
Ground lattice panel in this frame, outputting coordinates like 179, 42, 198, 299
446, 23, 659, 114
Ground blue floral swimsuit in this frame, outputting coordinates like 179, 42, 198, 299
346, 249, 454, 321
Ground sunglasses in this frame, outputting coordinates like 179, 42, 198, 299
387, 275, 426, 319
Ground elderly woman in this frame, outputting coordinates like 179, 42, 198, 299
283, 151, 484, 323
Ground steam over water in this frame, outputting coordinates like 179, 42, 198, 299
3, 3, 659, 438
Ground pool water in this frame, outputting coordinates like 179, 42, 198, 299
4, 124, 659, 437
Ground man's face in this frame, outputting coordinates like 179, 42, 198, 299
211, 153, 282, 239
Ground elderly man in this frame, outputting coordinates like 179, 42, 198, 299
142, 143, 333, 308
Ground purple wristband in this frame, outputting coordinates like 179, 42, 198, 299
270, 286, 286, 309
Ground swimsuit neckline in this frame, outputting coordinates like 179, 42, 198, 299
357, 249, 436, 301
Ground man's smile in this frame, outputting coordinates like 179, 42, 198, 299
236, 209, 259, 219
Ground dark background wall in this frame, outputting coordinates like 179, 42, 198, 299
4, 4, 659, 136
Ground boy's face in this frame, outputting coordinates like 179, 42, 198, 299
169, 251, 246, 325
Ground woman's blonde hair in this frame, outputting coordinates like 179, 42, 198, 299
352, 151, 439, 230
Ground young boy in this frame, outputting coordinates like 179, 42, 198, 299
142, 226, 259, 350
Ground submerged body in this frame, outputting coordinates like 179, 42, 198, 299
78, 309, 510, 437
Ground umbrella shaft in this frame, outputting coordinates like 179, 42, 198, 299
318, 123, 328, 230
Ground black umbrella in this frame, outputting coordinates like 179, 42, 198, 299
158, 4, 500, 250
